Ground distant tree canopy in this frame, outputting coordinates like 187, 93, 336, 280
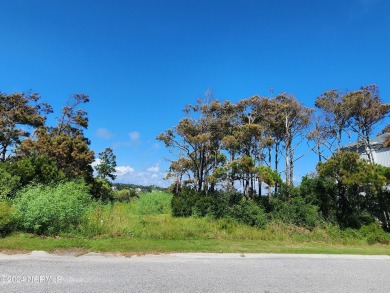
158, 85, 389, 199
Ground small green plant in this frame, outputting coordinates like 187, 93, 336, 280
13, 181, 92, 235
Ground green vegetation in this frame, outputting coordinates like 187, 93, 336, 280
0, 200, 14, 234
12, 181, 92, 235
1, 191, 389, 255
0, 87, 389, 254
158, 85, 390, 232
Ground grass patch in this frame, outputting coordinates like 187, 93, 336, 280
1, 191, 389, 255
1, 234, 389, 255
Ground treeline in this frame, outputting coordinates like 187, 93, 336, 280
158, 85, 390, 230
112, 183, 166, 193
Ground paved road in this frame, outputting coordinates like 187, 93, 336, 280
1, 251, 389, 292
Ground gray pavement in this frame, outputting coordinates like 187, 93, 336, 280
1, 251, 389, 292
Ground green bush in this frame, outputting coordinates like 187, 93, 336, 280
171, 188, 197, 217
0, 167, 20, 199
113, 189, 137, 202
13, 181, 92, 235
90, 178, 114, 202
0, 200, 14, 234
134, 191, 172, 215
230, 199, 267, 228
359, 223, 390, 245
270, 196, 321, 229
209, 192, 233, 219
192, 195, 214, 217
172, 189, 267, 228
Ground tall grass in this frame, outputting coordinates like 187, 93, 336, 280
75, 190, 389, 245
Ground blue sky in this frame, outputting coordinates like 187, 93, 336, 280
1, 0, 389, 186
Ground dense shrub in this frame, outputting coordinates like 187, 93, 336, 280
114, 189, 138, 202
207, 193, 231, 219
172, 189, 267, 228
359, 223, 390, 245
13, 181, 92, 235
230, 199, 267, 228
192, 195, 214, 217
90, 178, 114, 202
299, 175, 338, 222
171, 188, 197, 217
270, 196, 321, 229
0, 200, 14, 234
0, 167, 20, 199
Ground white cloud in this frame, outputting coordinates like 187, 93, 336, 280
91, 158, 101, 168
147, 166, 160, 173
129, 131, 140, 141
112, 162, 169, 187
96, 128, 114, 139
115, 166, 135, 176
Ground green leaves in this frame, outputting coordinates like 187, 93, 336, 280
13, 181, 92, 235
0, 91, 52, 162
95, 147, 117, 181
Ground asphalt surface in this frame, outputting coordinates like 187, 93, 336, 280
1, 251, 389, 293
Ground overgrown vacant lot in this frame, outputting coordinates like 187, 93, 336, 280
1, 191, 389, 255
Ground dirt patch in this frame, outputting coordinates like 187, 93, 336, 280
0, 249, 31, 255
50, 248, 89, 257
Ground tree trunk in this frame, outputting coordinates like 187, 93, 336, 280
274, 142, 279, 194
317, 143, 322, 163
364, 130, 375, 164
289, 147, 294, 187
285, 139, 291, 186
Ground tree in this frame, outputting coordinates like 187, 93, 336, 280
55, 93, 89, 136
0, 164, 20, 199
380, 124, 390, 147
95, 147, 117, 181
273, 93, 313, 187
299, 174, 338, 222
157, 117, 210, 192
317, 151, 387, 228
343, 85, 390, 164
5, 155, 64, 186
306, 116, 335, 164
0, 91, 52, 162
165, 158, 193, 193
18, 94, 94, 181
158, 96, 228, 193
315, 89, 351, 153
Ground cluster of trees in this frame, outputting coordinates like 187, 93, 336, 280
0, 91, 117, 200
158, 85, 390, 229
